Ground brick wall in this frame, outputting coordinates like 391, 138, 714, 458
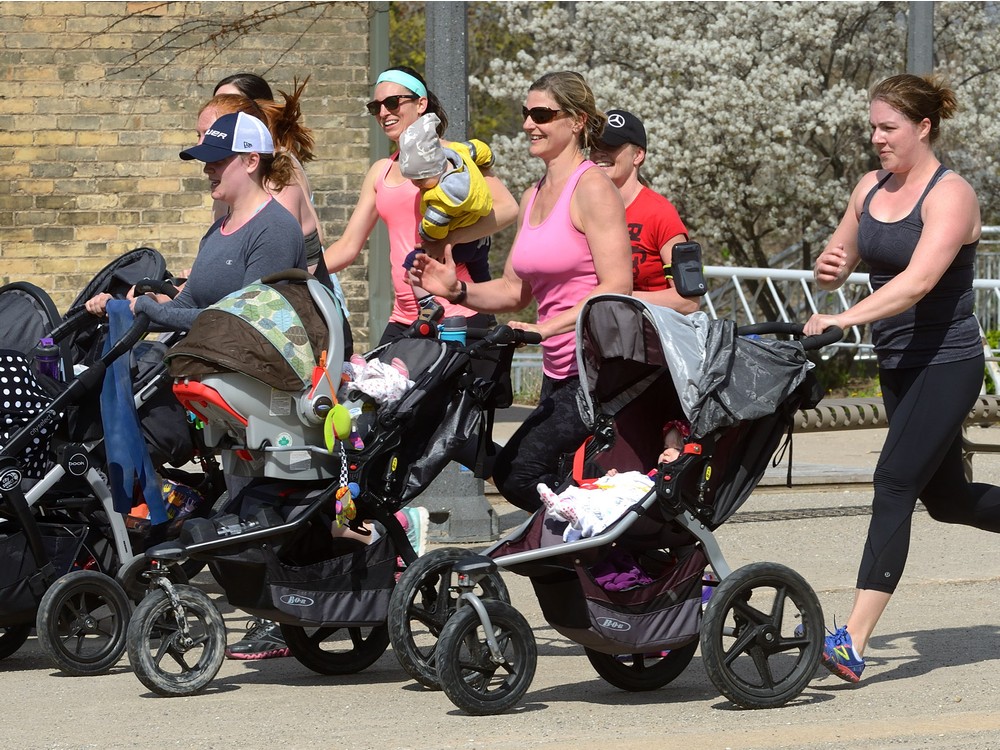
0, 1, 376, 345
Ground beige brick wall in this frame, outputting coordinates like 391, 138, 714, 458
0, 1, 375, 345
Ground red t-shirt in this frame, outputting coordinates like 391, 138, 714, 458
627, 186, 687, 291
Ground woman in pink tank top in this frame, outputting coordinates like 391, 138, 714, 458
322, 66, 518, 347
410, 71, 632, 511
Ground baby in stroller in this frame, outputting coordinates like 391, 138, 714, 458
538, 419, 690, 541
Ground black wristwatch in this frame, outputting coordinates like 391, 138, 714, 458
452, 280, 468, 305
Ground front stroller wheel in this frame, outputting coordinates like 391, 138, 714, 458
281, 623, 389, 675
126, 584, 226, 696
437, 598, 537, 716
585, 639, 698, 692
700, 561, 823, 709
388, 547, 510, 690
36, 570, 131, 675
0, 624, 32, 660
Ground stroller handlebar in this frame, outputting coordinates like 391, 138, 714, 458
134, 277, 180, 299
737, 322, 844, 352
468, 325, 543, 350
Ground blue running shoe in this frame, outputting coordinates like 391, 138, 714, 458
821, 625, 864, 683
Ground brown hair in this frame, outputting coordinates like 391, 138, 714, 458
198, 95, 296, 190
529, 71, 607, 150
869, 74, 958, 144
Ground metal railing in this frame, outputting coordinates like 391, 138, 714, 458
510, 253, 1000, 395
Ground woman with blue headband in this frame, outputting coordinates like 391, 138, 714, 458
323, 66, 519, 345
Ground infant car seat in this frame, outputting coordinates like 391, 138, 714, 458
165, 271, 345, 480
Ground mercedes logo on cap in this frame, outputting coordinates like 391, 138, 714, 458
608, 113, 626, 128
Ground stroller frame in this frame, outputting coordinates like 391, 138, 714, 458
389, 295, 843, 714
123, 277, 540, 697
1, 247, 224, 673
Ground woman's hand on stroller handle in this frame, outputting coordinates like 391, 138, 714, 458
737, 321, 844, 351
472, 324, 543, 349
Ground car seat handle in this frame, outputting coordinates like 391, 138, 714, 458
260, 268, 311, 284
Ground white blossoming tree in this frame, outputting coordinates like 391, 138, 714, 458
473, 1, 1000, 269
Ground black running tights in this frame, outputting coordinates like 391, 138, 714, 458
493, 374, 591, 512
859, 354, 1000, 592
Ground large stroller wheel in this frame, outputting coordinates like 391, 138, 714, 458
0, 624, 32, 660
36, 570, 131, 676
281, 623, 389, 675
585, 640, 698, 692
388, 547, 510, 690
126, 584, 226, 697
436, 598, 537, 716
700, 561, 823, 709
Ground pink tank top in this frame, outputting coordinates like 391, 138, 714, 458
374, 156, 477, 325
511, 160, 598, 379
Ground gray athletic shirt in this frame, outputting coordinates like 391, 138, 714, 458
133, 199, 306, 331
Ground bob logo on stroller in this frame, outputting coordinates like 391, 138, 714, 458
280, 594, 315, 607
596, 617, 630, 632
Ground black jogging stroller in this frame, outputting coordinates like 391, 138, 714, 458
123, 270, 540, 697
387, 294, 843, 714
0, 248, 223, 674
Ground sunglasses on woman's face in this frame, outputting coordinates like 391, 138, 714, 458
366, 94, 420, 116
522, 106, 566, 124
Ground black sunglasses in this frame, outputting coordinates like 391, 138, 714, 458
366, 94, 420, 116
522, 106, 566, 124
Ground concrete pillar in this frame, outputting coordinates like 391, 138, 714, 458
420, 3, 499, 543
425, 2, 469, 140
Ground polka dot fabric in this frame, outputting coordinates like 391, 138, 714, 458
0, 350, 60, 479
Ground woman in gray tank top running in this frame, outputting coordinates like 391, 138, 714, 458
803, 75, 1000, 684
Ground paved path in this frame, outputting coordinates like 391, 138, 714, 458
4, 426, 1000, 749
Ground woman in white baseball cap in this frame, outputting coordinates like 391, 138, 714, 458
85, 108, 306, 330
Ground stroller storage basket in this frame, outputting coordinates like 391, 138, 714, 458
571, 545, 706, 653
264, 533, 396, 627
0, 522, 86, 626
491, 509, 706, 653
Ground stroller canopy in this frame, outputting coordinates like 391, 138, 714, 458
575, 295, 813, 438
164, 280, 333, 391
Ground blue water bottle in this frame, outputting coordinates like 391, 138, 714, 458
438, 316, 467, 345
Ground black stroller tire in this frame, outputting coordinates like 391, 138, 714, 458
436, 598, 537, 716
388, 547, 510, 690
36, 570, 131, 676
700, 561, 824, 709
585, 639, 698, 692
280, 623, 389, 675
126, 584, 226, 697
0, 623, 32, 660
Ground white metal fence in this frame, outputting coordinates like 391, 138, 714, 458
510, 233, 1000, 396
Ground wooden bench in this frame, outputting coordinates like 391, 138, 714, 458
794, 394, 1000, 479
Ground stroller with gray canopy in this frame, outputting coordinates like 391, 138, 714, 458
388, 294, 842, 714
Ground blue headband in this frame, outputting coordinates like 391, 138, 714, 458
375, 70, 427, 98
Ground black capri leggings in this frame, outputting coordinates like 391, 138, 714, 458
859, 353, 1000, 592
492, 374, 592, 512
